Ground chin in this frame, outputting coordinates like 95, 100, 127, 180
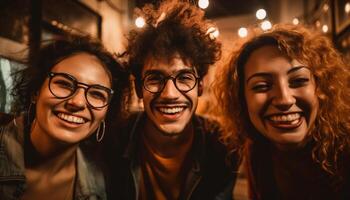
158, 124, 186, 137
273, 136, 308, 150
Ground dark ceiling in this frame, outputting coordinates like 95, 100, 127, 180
134, 0, 267, 19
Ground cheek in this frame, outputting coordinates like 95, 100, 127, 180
245, 92, 265, 114
296, 86, 319, 118
307, 91, 319, 123
35, 88, 55, 111
94, 108, 108, 122
142, 92, 154, 109
189, 92, 198, 105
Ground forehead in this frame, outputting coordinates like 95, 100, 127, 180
51, 53, 111, 86
142, 55, 193, 75
244, 45, 306, 77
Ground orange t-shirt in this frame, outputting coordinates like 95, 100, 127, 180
139, 134, 193, 200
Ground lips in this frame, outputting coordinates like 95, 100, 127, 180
153, 103, 188, 122
56, 112, 87, 124
266, 112, 302, 129
158, 106, 185, 114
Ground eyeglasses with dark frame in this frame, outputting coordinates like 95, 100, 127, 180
48, 72, 114, 108
142, 71, 200, 93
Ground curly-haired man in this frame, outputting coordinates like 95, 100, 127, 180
106, 1, 239, 199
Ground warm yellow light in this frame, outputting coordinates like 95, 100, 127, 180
315, 20, 321, 27
206, 26, 219, 39
198, 0, 209, 9
238, 27, 248, 38
256, 9, 267, 20
261, 20, 272, 31
292, 18, 299, 25
322, 24, 329, 33
345, 3, 350, 14
323, 3, 329, 12
135, 17, 145, 28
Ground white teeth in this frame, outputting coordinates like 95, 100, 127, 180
159, 107, 184, 114
57, 113, 85, 124
270, 113, 300, 122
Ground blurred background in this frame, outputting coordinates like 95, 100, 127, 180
1, 0, 349, 199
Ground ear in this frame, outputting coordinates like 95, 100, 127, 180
134, 79, 143, 98
198, 79, 203, 96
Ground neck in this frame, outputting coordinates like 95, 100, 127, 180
143, 119, 194, 158
26, 138, 77, 175
27, 122, 78, 171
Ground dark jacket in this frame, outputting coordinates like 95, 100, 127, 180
105, 112, 239, 200
0, 116, 107, 200
244, 140, 350, 200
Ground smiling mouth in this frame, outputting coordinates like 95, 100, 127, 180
158, 106, 185, 115
56, 113, 86, 124
267, 113, 302, 129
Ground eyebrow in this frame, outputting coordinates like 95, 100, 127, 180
287, 65, 310, 74
143, 68, 195, 76
246, 72, 271, 84
246, 65, 310, 83
144, 70, 163, 76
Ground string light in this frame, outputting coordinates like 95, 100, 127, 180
345, 2, 350, 14
261, 20, 272, 31
256, 9, 267, 20
323, 3, 329, 12
322, 24, 329, 33
198, 0, 209, 9
135, 16, 145, 28
292, 18, 299, 25
206, 26, 219, 39
315, 20, 321, 27
238, 27, 248, 38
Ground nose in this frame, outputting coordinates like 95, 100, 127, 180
271, 82, 296, 111
66, 88, 87, 110
159, 78, 181, 99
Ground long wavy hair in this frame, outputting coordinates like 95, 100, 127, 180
214, 24, 350, 176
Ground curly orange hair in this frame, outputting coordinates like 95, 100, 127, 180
214, 24, 350, 176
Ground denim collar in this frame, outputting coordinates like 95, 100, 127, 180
0, 116, 106, 199
0, 117, 26, 180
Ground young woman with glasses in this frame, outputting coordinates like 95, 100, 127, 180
0, 35, 128, 200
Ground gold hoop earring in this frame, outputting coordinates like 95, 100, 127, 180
96, 120, 105, 142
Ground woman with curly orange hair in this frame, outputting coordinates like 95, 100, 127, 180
215, 24, 350, 199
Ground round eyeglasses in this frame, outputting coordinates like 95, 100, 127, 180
48, 72, 113, 108
142, 71, 200, 93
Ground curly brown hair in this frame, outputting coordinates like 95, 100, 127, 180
12, 35, 130, 132
214, 24, 350, 176
123, 0, 221, 88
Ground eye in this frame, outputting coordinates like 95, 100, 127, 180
88, 88, 108, 101
53, 78, 75, 91
177, 72, 195, 82
289, 77, 310, 88
251, 82, 271, 92
144, 74, 163, 84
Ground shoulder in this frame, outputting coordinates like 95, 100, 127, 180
0, 112, 14, 126
193, 115, 226, 152
0, 115, 24, 145
76, 148, 107, 199
111, 111, 144, 144
194, 115, 241, 167
194, 115, 222, 136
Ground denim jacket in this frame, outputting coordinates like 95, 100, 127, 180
0, 116, 107, 200
106, 113, 239, 200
